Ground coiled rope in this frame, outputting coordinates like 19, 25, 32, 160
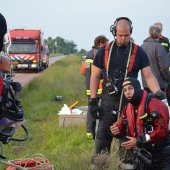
5, 153, 54, 170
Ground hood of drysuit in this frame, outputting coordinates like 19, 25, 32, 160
123, 77, 143, 106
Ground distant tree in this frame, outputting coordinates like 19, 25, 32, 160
64, 40, 77, 54
44, 36, 78, 54
79, 49, 86, 56
56, 36, 65, 53
45, 37, 57, 53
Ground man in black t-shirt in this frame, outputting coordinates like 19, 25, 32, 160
89, 17, 164, 167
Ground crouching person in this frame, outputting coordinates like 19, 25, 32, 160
110, 77, 170, 170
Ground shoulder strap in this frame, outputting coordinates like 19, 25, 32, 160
104, 43, 110, 71
104, 43, 110, 81
104, 43, 138, 74
128, 43, 138, 72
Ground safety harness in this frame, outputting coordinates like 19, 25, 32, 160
104, 42, 138, 81
104, 42, 138, 118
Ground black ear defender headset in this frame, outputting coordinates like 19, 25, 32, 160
110, 17, 133, 36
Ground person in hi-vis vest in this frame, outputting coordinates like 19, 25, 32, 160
81, 35, 108, 140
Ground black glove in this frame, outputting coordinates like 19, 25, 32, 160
89, 98, 100, 119
154, 90, 166, 100
136, 132, 146, 148
154, 90, 169, 107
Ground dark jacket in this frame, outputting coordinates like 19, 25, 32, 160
85, 48, 102, 95
141, 37, 169, 88
159, 35, 170, 53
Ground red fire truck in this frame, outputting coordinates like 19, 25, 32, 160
7, 29, 44, 72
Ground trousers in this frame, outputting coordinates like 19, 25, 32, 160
87, 97, 98, 139
95, 93, 125, 154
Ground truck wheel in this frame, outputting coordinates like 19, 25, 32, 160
36, 63, 41, 73
43, 64, 47, 69
45, 63, 49, 69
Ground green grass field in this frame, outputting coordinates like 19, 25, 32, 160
0, 54, 119, 170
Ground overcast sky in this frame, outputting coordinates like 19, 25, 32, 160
1, 0, 170, 51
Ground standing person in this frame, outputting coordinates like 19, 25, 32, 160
89, 17, 164, 160
154, 22, 170, 53
154, 22, 170, 106
110, 77, 170, 170
81, 35, 108, 140
141, 25, 169, 95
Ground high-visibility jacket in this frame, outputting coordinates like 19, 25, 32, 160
85, 48, 102, 96
80, 61, 86, 75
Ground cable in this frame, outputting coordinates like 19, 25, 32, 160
10, 125, 29, 142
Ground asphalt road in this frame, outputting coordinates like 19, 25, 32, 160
12, 55, 66, 86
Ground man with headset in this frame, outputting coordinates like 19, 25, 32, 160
89, 17, 166, 166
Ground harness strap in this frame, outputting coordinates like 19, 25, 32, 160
104, 43, 138, 76
104, 43, 110, 81
128, 43, 138, 72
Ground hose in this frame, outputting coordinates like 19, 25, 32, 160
11, 125, 29, 142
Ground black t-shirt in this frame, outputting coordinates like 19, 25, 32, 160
93, 41, 150, 94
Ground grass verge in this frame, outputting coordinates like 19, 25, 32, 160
1, 54, 119, 169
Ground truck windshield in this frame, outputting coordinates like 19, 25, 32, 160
8, 43, 37, 54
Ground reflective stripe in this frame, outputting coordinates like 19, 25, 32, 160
161, 42, 169, 47
85, 59, 93, 63
86, 59, 93, 72
97, 89, 102, 94
86, 90, 90, 95
86, 88, 102, 95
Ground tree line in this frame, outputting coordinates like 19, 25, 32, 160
44, 36, 86, 55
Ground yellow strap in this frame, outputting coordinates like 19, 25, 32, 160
139, 113, 148, 119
